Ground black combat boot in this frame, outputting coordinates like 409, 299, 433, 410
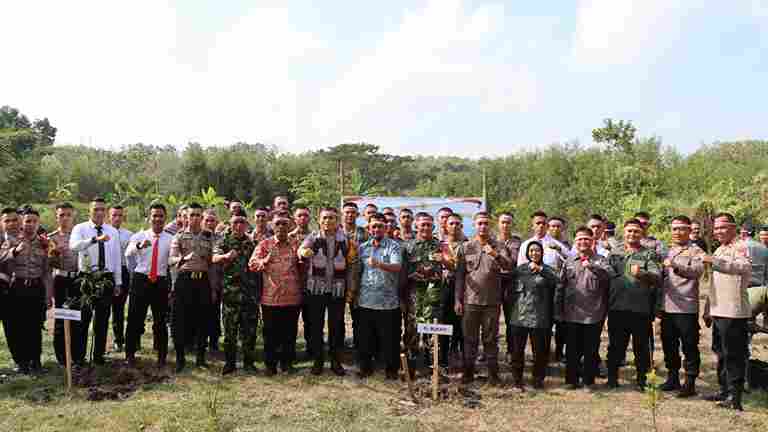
717, 388, 744, 411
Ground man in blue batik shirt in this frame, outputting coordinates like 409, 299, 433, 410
350, 213, 403, 380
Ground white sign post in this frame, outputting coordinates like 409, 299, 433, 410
418, 320, 453, 401
54, 308, 82, 391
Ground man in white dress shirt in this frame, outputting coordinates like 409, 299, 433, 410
125, 203, 173, 367
109, 205, 134, 352
518, 211, 571, 273
69, 197, 123, 365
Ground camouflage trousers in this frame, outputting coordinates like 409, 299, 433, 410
223, 299, 260, 363
402, 288, 419, 355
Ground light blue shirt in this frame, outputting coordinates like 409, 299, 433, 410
358, 237, 402, 310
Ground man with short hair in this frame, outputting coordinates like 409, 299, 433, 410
125, 203, 173, 368
606, 219, 661, 391
740, 223, 768, 290
548, 216, 571, 249
49, 203, 89, 367
397, 209, 415, 241
213, 209, 258, 375
250, 207, 271, 244
586, 215, 610, 257
342, 202, 368, 245
0, 208, 52, 374
603, 222, 621, 252
363, 204, 378, 223
658, 215, 705, 397
1, 208, 20, 368
702, 212, 752, 411
497, 211, 522, 363
169, 203, 216, 372
518, 211, 570, 272
690, 221, 709, 253
298, 207, 358, 376
635, 211, 666, 257
557, 227, 615, 390
164, 205, 188, 236
436, 207, 454, 241
402, 212, 450, 368
250, 211, 303, 375
455, 211, 513, 385
109, 205, 134, 352
289, 206, 313, 357
350, 213, 403, 380
70, 198, 123, 365
203, 209, 224, 351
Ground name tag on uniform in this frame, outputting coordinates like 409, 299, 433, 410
417, 323, 453, 336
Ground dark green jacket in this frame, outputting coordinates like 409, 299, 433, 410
507, 263, 558, 328
608, 244, 661, 314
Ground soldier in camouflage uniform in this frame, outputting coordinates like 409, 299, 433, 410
402, 212, 450, 368
213, 210, 259, 375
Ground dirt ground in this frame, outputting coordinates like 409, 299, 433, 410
1, 290, 768, 432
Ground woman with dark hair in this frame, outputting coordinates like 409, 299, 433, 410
507, 241, 558, 390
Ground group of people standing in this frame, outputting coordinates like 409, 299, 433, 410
1, 197, 766, 413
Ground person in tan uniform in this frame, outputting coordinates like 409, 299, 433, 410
455, 211, 513, 385
49, 202, 90, 367
702, 212, 752, 411
0, 208, 52, 374
658, 215, 705, 397
1, 207, 20, 369
169, 203, 215, 372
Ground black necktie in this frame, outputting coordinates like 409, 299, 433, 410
96, 225, 105, 271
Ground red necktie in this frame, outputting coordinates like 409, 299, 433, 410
149, 234, 160, 283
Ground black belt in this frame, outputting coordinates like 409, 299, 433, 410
12, 276, 42, 287
180, 271, 207, 280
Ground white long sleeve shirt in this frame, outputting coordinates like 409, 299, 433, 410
126, 229, 173, 277
69, 221, 123, 286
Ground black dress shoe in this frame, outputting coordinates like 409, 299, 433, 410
331, 361, 346, 377
311, 362, 323, 376
716, 394, 744, 411
356, 369, 373, 379
704, 390, 729, 402
222, 363, 236, 376
385, 371, 399, 381
264, 366, 278, 377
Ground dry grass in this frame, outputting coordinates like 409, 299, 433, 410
2, 303, 768, 432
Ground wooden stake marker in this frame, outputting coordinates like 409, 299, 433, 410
417, 320, 453, 402
54, 308, 82, 391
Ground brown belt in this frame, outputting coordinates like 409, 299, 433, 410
180, 271, 207, 280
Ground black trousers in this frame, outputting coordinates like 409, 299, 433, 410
53, 275, 90, 366
607, 311, 651, 381
661, 312, 700, 377
301, 300, 313, 354
358, 307, 401, 374
111, 266, 130, 346
509, 326, 550, 383
1, 283, 19, 365
262, 305, 300, 368
173, 273, 211, 359
712, 317, 748, 392
126, 274, 169, 359
90, 274, 115, 363
6, 279, 45, 366
306, 294, 345, 363
565, 321, 602, 385
554, 321, 567, 359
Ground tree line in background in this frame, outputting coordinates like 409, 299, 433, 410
1, 105, 767, 240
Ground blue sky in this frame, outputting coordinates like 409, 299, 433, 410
2, 0, 767, 156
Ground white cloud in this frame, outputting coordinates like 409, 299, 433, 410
0, 2, 325, 148
307, 0, 537, 154
571, 0, 691, 67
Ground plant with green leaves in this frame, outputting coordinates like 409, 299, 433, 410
644, 369, 663, 432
